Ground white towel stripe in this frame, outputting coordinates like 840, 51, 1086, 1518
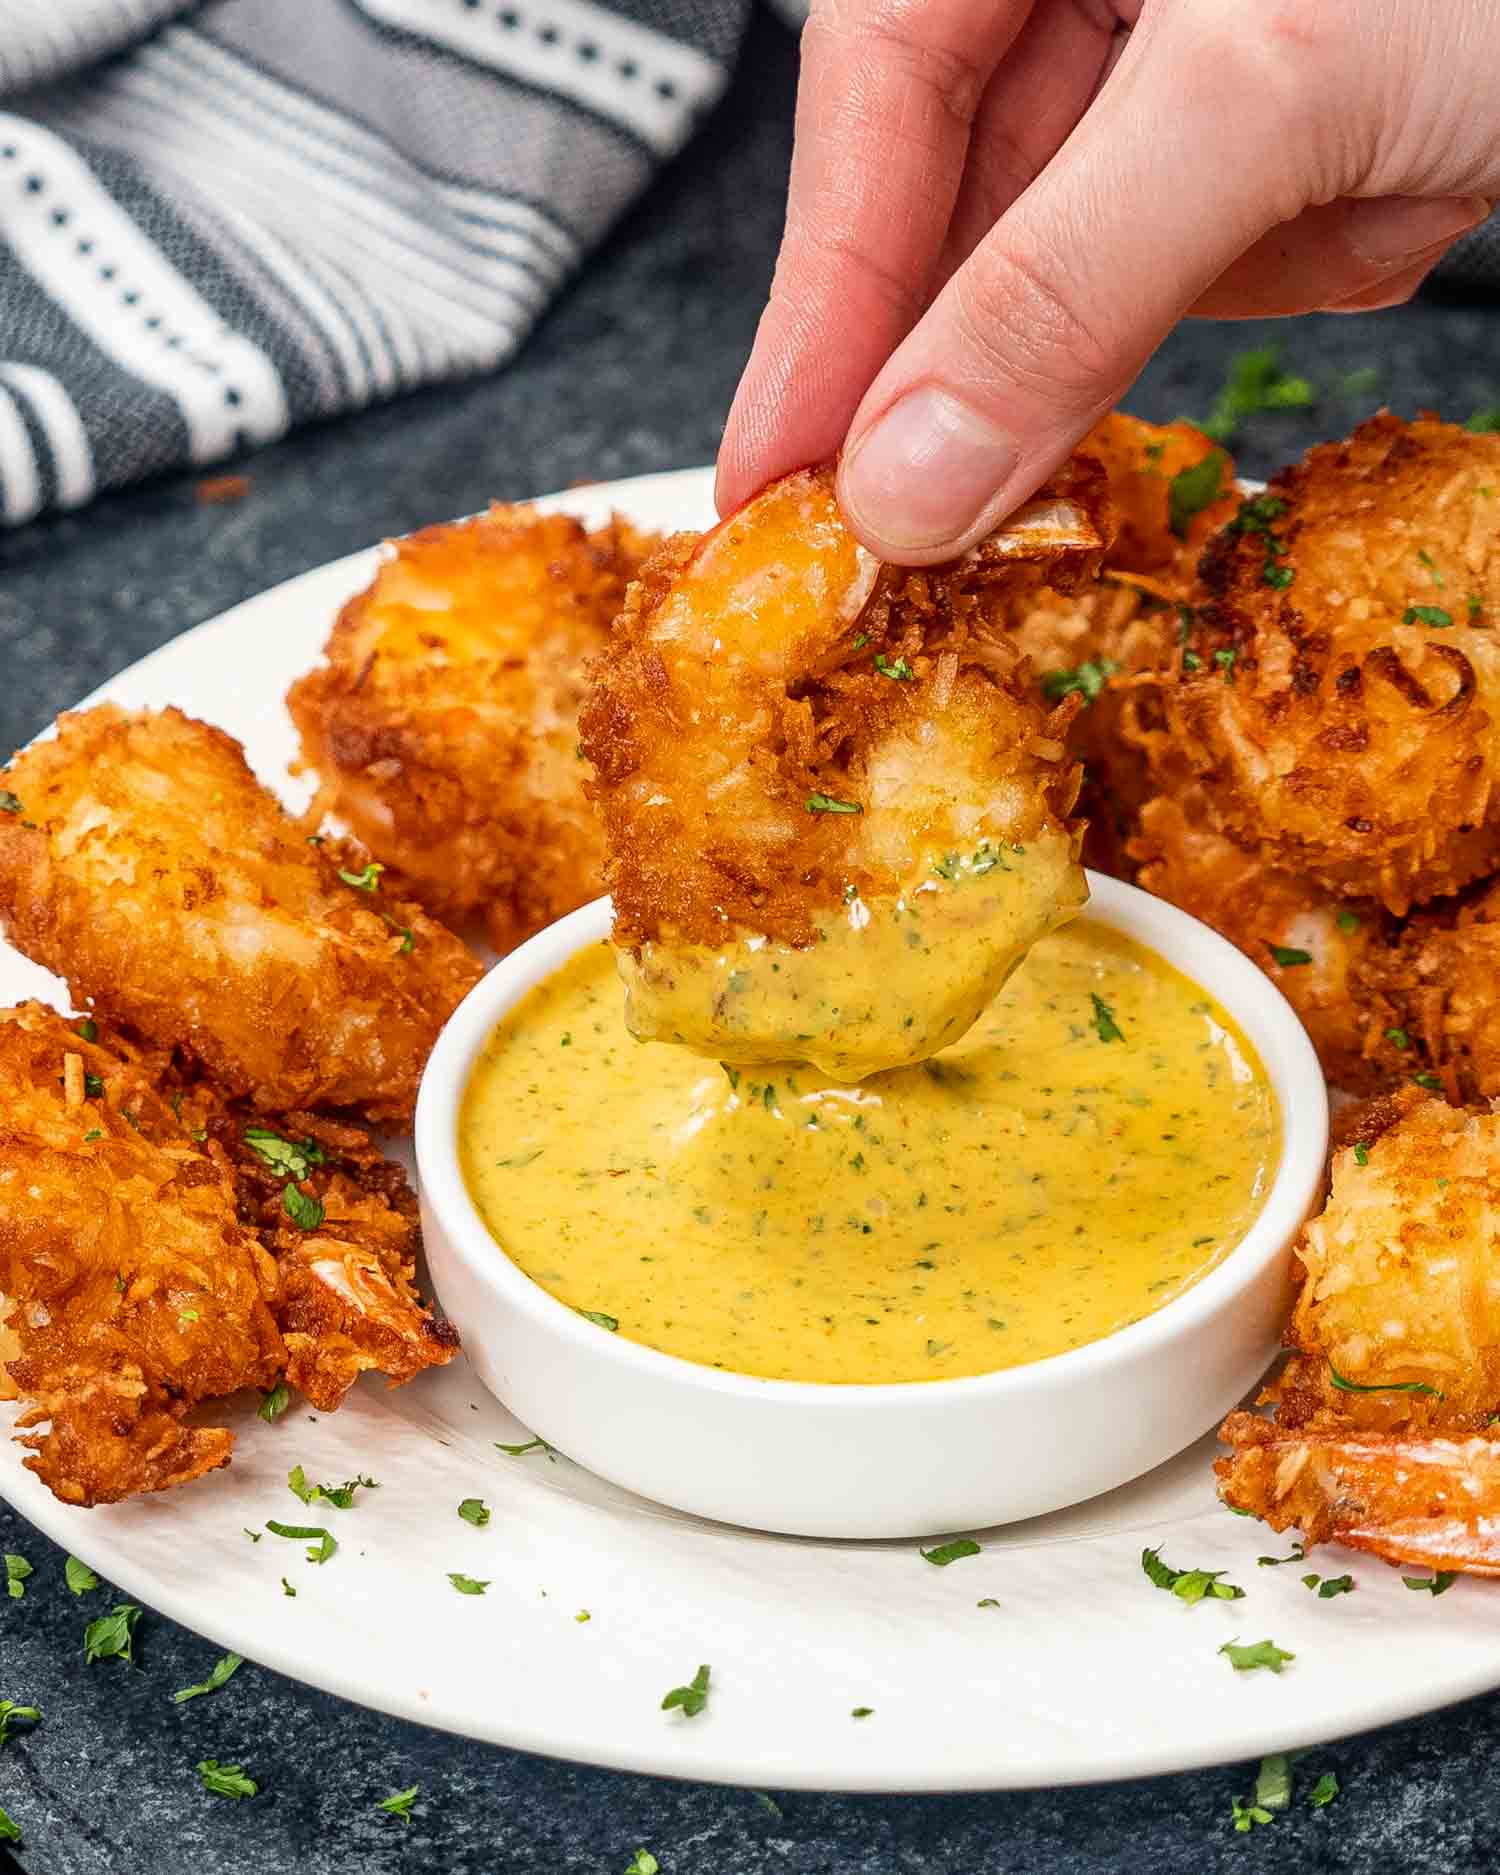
0, 381, 41, 525
0, 114, 288, 462
0, 363, 94, 508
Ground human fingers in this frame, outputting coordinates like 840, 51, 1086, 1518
715, 0, 1034, 517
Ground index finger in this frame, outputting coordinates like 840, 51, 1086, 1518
715, 0, 1034, 515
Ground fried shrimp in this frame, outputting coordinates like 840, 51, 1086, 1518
1162, 413, 1500, 913
1218, 1091, 1500, 1573
0, 1004, 457, 1505
580, 459, 1112, 1078
0, 706, 481, 1125
288, 506, 656, 953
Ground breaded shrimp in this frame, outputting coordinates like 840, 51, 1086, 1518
1162, 413, 1500, 913
1218, 1091, 1500, 1572
580, 459, 1112, 1078
0, 706, 482, 1126
288, 506, 656, 953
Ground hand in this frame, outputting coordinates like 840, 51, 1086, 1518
717, 0, 1495, 563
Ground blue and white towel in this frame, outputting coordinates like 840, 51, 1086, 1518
0, 0, 751, 524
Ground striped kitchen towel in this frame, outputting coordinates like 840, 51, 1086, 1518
0, 0, 751, 525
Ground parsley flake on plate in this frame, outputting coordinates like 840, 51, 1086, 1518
625, 1853, 660, 1875
977, 1598, 1001, 1609
196, 1759, 258, 1801
265, 1521, 337, 1564
495, 1437, 557, 1460
172, 1652, 243, 1704
287, 1464, 377, 1510
850, 1706, 874, 1719
379, 1784, 419, 1823
258, 1380, 291, 1423
1230, 1795, 1273, 1833
1403, 1572, 1457, 1596
4, 1554, 32, 1600
661, 1663, 711, 1717
0, 1701, 40, 1749
920, 1538, 981, 1567
84, 1603, 142, 1665
448, 1573, 489, 1596
1219, 1637, 1295, 1674
1253, 1752, 1293, 1814
1141, 1546, 1244, 1605
282, 1579, 296, 1598
1256, 1544, 1306, 1568
458, 1498, 490, 1527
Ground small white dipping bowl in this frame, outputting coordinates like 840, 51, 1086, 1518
415, 875, 1327, 1539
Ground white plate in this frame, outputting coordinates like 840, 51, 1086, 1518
4, 465, 1500, 1793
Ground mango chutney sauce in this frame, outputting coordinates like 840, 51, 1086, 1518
459, 923, 1279, 1385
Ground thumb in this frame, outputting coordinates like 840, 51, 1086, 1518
835, 8, 1332, 562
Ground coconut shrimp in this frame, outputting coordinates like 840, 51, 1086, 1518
579, 458, 1112, 1078
1218, 1090, 1500, 1574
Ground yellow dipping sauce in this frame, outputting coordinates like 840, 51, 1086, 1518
459, 922, 1279, 1385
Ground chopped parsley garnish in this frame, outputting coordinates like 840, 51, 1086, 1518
458, 1497, 490, 1527
1414, 1071, 1444, 1091
1257, 1544, 1306, 1567
1385, 1026, 1411, 1049
0, 1803, 20, 1843
625, 1853, 660, 1875
1403, 605, 1453, 628
1141, 1546, 1244, 1605
873, 653, 914, 681
0, 792, 21, 816
4, 1554, 31, 1601
338, 861, 385, 892
448, 1573, 489, 1596
282, 1578, 296, 1597
84, 1072, 104, 1098
1309, 1772, 1340, 1808
1213, 648, 1239, 681
1268, 944, 1312, 967
196, 1759, 258, 1801
1254, 1752, 1293, 1814
1040, 657, 1119, 706
379, 1785, 420, 1823
172, 1652, 243, 1704
1353, 1142, 1370, 1167
0, 1701, 40, 1749
1330, 1362, 1442, 1399
495, 1436, 557, 1460
287, 1465, 377, 1510
1336, 908, 1361, 934
244, 1529, 262, 1543
851, 632, 869, 651
1168, 449, 1227, 536
1201, 346, 1314, 443
265, 1521, 337, 1564
1219, 1637, 1295, 1674
1303, 1573, 1355, 1598
1403, 1572, 1456, 1596
1090, 993, 1124, 1043
579, 1308, 619, 1331
1263, 562, 1295, 591
282, 1184, 325, 1232
243, 1127, 325, 1181
64, 1556, 98, 1596
258, 1380, 291, 1422
805, 793, 862, 816
1231, 1795, 1273, 1833
851, 1706, 874, 1719
1182, 648, 1202, 672
661, 1663, 711, 1717
920, 1537, 981, 1567
83, 1603, 142, 1665
1470, 594, 1484, 621
76, 1018, 97, 1042
1466, 408, 1500, 433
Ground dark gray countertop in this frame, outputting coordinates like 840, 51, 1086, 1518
5, 14, 1500, 1872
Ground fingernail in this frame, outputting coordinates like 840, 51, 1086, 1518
840, 387, 1019, 555
1349, 194, 1490, 267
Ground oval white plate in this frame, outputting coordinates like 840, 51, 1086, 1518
4, 465, 1500, 1794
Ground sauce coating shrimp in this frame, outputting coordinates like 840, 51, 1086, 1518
579, 459, 1112, 1078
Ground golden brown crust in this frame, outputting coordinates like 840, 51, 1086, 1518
288, 506, 656, 952
581, 459, 1110, 952
1161, 413, 1500, 912
0, 706, 482, 1126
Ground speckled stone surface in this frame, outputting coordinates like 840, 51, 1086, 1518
5, 15, 1500, 1873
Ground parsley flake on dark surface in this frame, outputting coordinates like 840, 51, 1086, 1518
84, 1603, 142, 1665
1403, 1572, 1457, 1596
1200, 346, 1314, 443
1219, 1637, 1295, 1674
172, 1652, 243, 1704
287, 1465, 377, 1510
458, 1497, 491, 1527
196, 1759, 259, 1800
448, 1573, 490, 1596
1090, 993, 1124, 1043
1309, 1772, 1340, 1807
1303, 1573, 1355, 1598
258, 1380, 291, 1422
4, 1554, 31, 1600
495, 1437, 557, 1460
265, 1521, 337, 1564
805, 792, 862, 816
0, 1701, 40, 1749
0, 1801, 20, 1843
624, 1853, 660, 1875
920, 1538, 981, 1567
281, 1579, 296, 1598
873, 653, 914, 681
1257, 1545, 1306, 1567
1142, 1546, 1244, 1605
379, 1785, 420, 1823
1467, 407, 1500, 433
661, 1663, 711, 1717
